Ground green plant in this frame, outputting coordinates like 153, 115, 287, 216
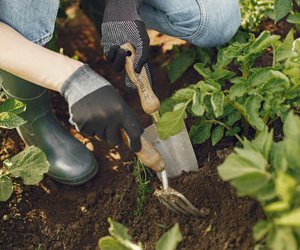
218, 111, 300, 250
133, 159, 153, 216
166, 45, 212, 84
0, 98, 49, 201
240, 0, 274, 32
273, 0, 300, 22
157, 30, 300, 146
239, 0, 300, 32
99, 218, 182, 250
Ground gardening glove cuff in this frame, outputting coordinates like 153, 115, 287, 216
60, 64, 143, 152
60, 64, 111, 112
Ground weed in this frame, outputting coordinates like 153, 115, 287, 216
133, 159, 153, 216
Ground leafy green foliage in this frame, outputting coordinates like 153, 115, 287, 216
3, 146, 49, 185
239, 0, 300, 31
239, 0, 274, 31
99, 218, 182, 250
0, 146, 49, 201
133, 160, 153, 216
167, 48, 196, 84
218, 111, 300, 249
0, 96, 49, 201
155, 224, 182, 250
165, 46, 211, 84
158, 30, 300, 146
0, 99, 26, 129
0, 176, 13, 202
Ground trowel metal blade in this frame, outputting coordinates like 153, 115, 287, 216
143, 124, 198, 178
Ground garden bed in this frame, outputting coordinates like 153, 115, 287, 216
0, 8, 295, 250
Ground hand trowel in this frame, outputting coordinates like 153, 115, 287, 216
121, 43, 198, 178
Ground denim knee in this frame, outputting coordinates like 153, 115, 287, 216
0, 0, 59, 46
140, 0, 241, 48
189, 0, 241, 47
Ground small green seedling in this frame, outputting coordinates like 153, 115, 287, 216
133, 159, 153, 216
99, 218, 182, 250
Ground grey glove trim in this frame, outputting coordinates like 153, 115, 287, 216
60, 64, 111, 131
60, 64, 111, 107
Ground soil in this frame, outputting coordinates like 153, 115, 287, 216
0, 9, 273, 250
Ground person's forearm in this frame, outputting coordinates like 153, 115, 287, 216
0, 22, 83, 92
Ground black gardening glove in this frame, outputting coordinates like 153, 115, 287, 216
101, 0, 154, 89
60, 65, 143, 152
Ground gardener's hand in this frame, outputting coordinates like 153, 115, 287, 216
60, 64, 143, 152
101, 0, 154, 89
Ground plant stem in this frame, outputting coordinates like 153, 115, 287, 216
206, 119, 244, 144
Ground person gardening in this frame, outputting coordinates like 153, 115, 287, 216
0, 0, 241, 185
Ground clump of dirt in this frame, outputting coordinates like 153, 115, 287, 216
0, 9, 268, 250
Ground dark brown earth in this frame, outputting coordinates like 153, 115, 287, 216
1, 9, 285, 250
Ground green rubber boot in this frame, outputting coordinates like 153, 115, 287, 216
0, 71, 98, 185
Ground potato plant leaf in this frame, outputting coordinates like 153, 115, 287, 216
168, 50, 195, 83
283, 112, 300, 171
155, 224, 182, 250
271, 142, 288, 172
223, 107, 241, 127
211, 125, 224, 146
106, 218, 142, 250
4, 146, 49, 185
99, 219, 182, 250
210, 92, 224, 118
229, 82, 247, 99
99, 236, 131, 250
218, 147, 269, 181
274, 30, 295, 64
274, 0, 293, 22
0, 176, 13, 202
248, 68, 274, 88
253, 220, 272, 241
231, 172, 270, 196
191, 91, 205, 116
287, 13, 300, 24
268, 227, 298, 250
0, 99, 26, 114
245, 95, 265, 131
160, 98, 176, 115
275, 209, 300, 227
157, 105, 187, 140
189, 121, 211, 144
247, 31, 280, 55
0, 112, 26, 129
264, 201, 290, 212
251, 127, 274, 160
275, 173, 296, 203
214, 39, 251, 69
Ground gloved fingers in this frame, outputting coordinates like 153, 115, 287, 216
134, 42, 149, 73
105, 124, 122, 146
121, 115, 143, 152
106, 45, 119, 63
80, 122, 98, 137
112, 48, 127, 72
133, 21, 150, 73
106, 45, 127, 72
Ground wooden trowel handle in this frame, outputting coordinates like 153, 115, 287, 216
121, 131, 165, 172
121, 43, 160, 115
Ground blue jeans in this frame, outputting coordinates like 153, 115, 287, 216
0, 0, 240, 47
